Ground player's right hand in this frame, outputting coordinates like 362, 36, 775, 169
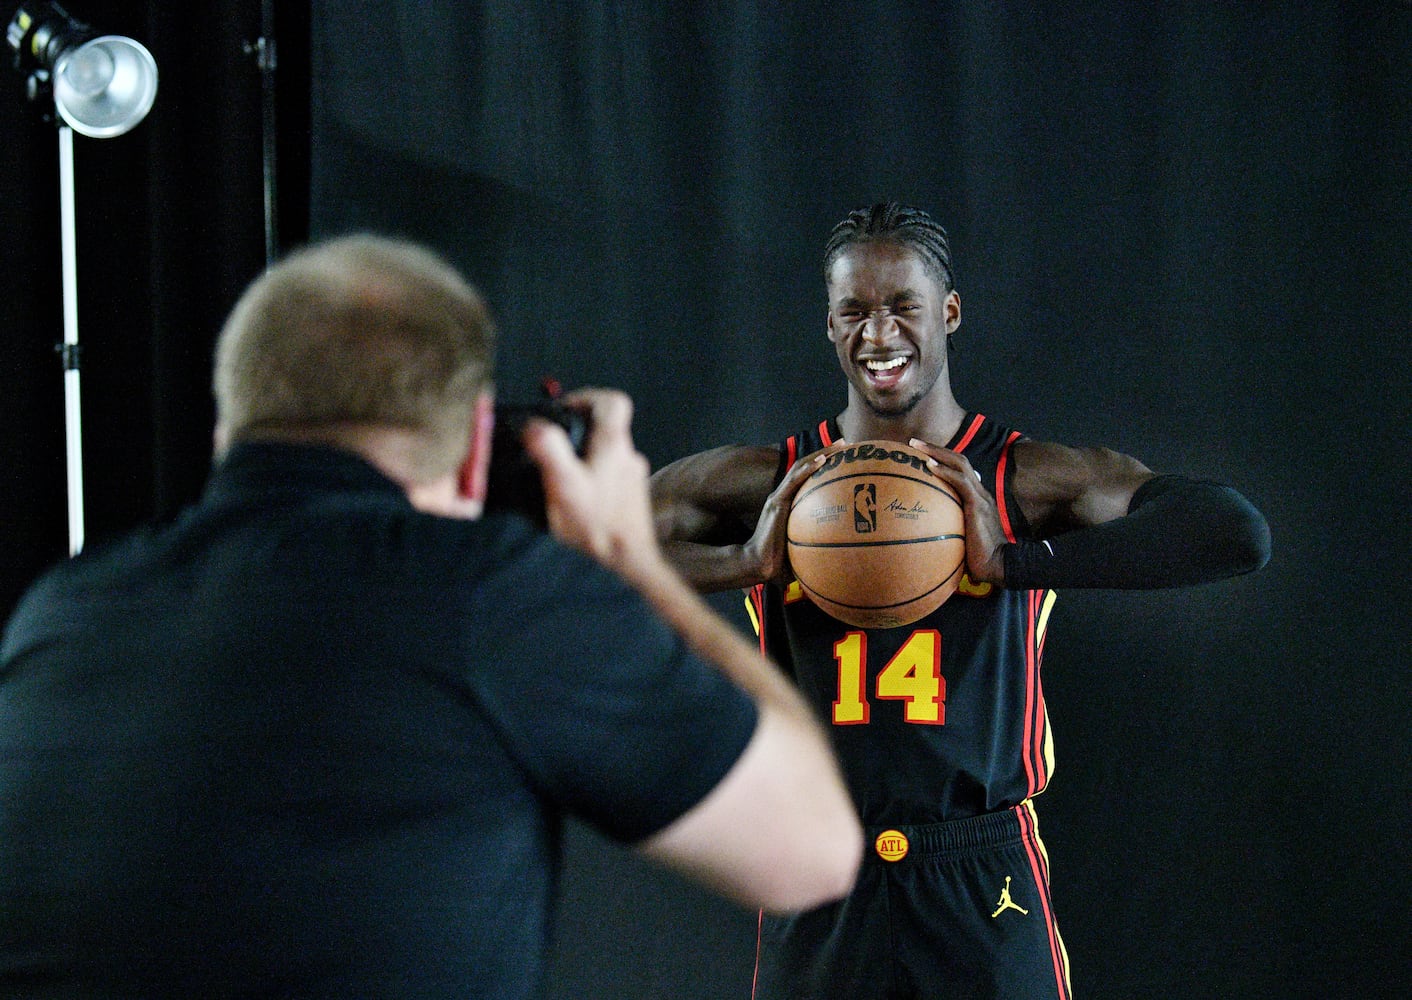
744, 445, 838, 586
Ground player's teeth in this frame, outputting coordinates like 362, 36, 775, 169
866, 358, 906, 371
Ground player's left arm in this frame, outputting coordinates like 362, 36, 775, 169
916, 438, 1270, 590
1000, 439, 1272, 590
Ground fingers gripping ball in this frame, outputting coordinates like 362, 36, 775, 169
786, 441, 965, 629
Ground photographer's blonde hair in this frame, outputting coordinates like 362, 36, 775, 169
213, 234, 496, 482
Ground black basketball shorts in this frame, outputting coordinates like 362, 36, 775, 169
753, 802, 1071, 1000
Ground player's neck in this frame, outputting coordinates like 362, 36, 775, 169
837, 389, 967, 449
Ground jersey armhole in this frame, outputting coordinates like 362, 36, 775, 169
773, 436, 799, 487
998, 432, 1036, 542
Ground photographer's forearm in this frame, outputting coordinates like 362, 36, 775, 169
618, 551, 812, 715
625, 549, 863, 914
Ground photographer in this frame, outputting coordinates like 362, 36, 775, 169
0, 235, 862, 999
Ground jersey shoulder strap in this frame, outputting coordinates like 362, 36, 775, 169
776, 414, 1033, 541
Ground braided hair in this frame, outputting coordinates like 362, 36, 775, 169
822, 203, 956, 293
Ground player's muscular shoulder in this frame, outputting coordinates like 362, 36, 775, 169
1010, 438, 1154, 533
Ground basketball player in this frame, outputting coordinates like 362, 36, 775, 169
650, 203, 1271, 999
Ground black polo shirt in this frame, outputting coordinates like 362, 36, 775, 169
0, 442, 757, 999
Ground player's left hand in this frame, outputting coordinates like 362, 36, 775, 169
907, 438, 1009, 585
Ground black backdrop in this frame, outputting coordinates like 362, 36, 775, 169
2, 3, 1409, 998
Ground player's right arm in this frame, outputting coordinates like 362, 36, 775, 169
650, 444, 823, 593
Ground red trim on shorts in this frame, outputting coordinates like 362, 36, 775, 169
1014, 802, 1071, 999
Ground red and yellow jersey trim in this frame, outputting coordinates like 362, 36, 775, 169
1021, 588, 1057, 797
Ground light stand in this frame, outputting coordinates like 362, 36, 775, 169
244, 0, 279, 267
7, 3, 157, 555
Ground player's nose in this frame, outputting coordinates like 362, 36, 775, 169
861, 312, 897, 343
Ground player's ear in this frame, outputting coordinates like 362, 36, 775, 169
944, 290, 961, 335
826, 306, 840, 343
456, 392, 495, 504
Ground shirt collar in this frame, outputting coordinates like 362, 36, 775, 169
202, 441, 411, 509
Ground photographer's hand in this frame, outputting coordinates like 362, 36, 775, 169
521, 388, 664, 584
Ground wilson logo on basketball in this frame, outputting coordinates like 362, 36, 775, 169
812, 442, 929, 478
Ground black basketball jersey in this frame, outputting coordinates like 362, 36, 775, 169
748, 414, 1058, 825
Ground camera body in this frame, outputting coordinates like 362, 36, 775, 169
483, 399, 589, 526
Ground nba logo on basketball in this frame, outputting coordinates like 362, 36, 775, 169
853, 483, 876, 533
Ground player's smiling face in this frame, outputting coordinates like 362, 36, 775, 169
826, 241, 960, 418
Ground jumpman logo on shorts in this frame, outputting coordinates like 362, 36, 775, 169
990, 876, 1029, 918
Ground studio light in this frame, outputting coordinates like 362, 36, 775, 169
7, 3, 158, 555
8, 3, 156, 137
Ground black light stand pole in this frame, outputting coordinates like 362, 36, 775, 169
246, 0, 278, 267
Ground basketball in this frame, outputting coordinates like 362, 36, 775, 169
786, 440, 965, 629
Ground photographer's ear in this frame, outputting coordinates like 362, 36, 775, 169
457, 392, 495, 507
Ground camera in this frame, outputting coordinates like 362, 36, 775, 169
483, 398, 590, 526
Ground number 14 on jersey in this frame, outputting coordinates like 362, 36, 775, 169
833, 630, 945, 726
